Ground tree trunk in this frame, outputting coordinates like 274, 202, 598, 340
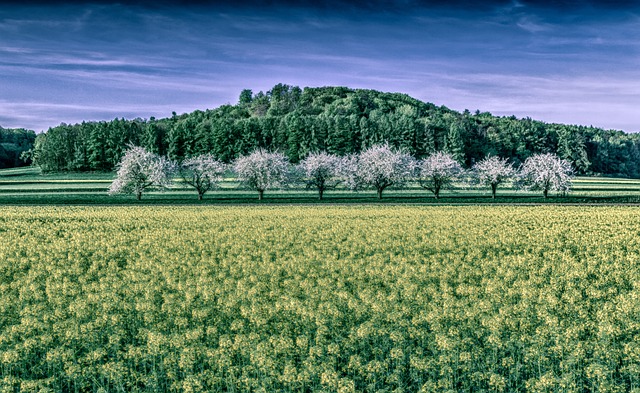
136, 191, 142, 201
434, 185, 440, 200
258, 189, 264, 200
198, 192, 203, 201
543, 188, 548, 199
319, 189, 324, 201
377, 188, 383, 200
491, 183, 497, 199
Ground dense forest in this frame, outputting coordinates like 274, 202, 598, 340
0, 126, 36, 169
23, 84, 640, 177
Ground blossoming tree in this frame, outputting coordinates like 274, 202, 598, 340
233, 149, 289, 200
416, 151, 464, 199
296, 151, 343, 200
472, 155, 515, 199
180, 154, 227, 200
349, 143, 415, 199
108, 145, 175, 200
518, 153, 573, 198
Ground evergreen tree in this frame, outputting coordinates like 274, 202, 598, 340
446, 121, 465, 164
557, 126, 590, 174
420, 119, 437, 157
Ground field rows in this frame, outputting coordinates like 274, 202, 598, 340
1, 178, 640, 201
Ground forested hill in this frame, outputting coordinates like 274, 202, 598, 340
31, 84, 640, 176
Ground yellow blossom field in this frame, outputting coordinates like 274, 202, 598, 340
1, 206, 639, 392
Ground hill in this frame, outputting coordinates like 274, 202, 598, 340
30, 84, 640, 177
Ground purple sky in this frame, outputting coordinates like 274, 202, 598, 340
1, 1, 639, 132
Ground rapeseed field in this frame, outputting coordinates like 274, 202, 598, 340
1, 206, 639, 392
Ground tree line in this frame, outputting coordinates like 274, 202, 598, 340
27, 84, 640, 177
110, 144, 573, 200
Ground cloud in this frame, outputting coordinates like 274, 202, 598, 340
516, 16, 553, 32
0, 46, 33, 54
0, 101, 200, 132
1, 1, 639, 133
407, 70, 640, 131
1, 50, 164, 69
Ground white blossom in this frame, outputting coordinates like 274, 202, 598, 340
180, 154, 227, 200
340, 154, 361, 192
472, 155, 516, 198
108, 145, 175, 200
349, 143, 415, 199
417, 151, 464, 199
296, 151, 343, 200
233, 149, 290, 200
518, 153, 574, 198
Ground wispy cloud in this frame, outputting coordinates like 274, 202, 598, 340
516, 16, 553, 33
407, 71, 640, 131
0, 46, 33, 54
0, 101, 195, 131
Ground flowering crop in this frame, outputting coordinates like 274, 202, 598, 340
1, 206, 639, 392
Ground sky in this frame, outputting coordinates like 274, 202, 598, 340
1, 0, 639, 133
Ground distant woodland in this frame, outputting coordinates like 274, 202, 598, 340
0, 126, 36, 169
16, 84, 640, 176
